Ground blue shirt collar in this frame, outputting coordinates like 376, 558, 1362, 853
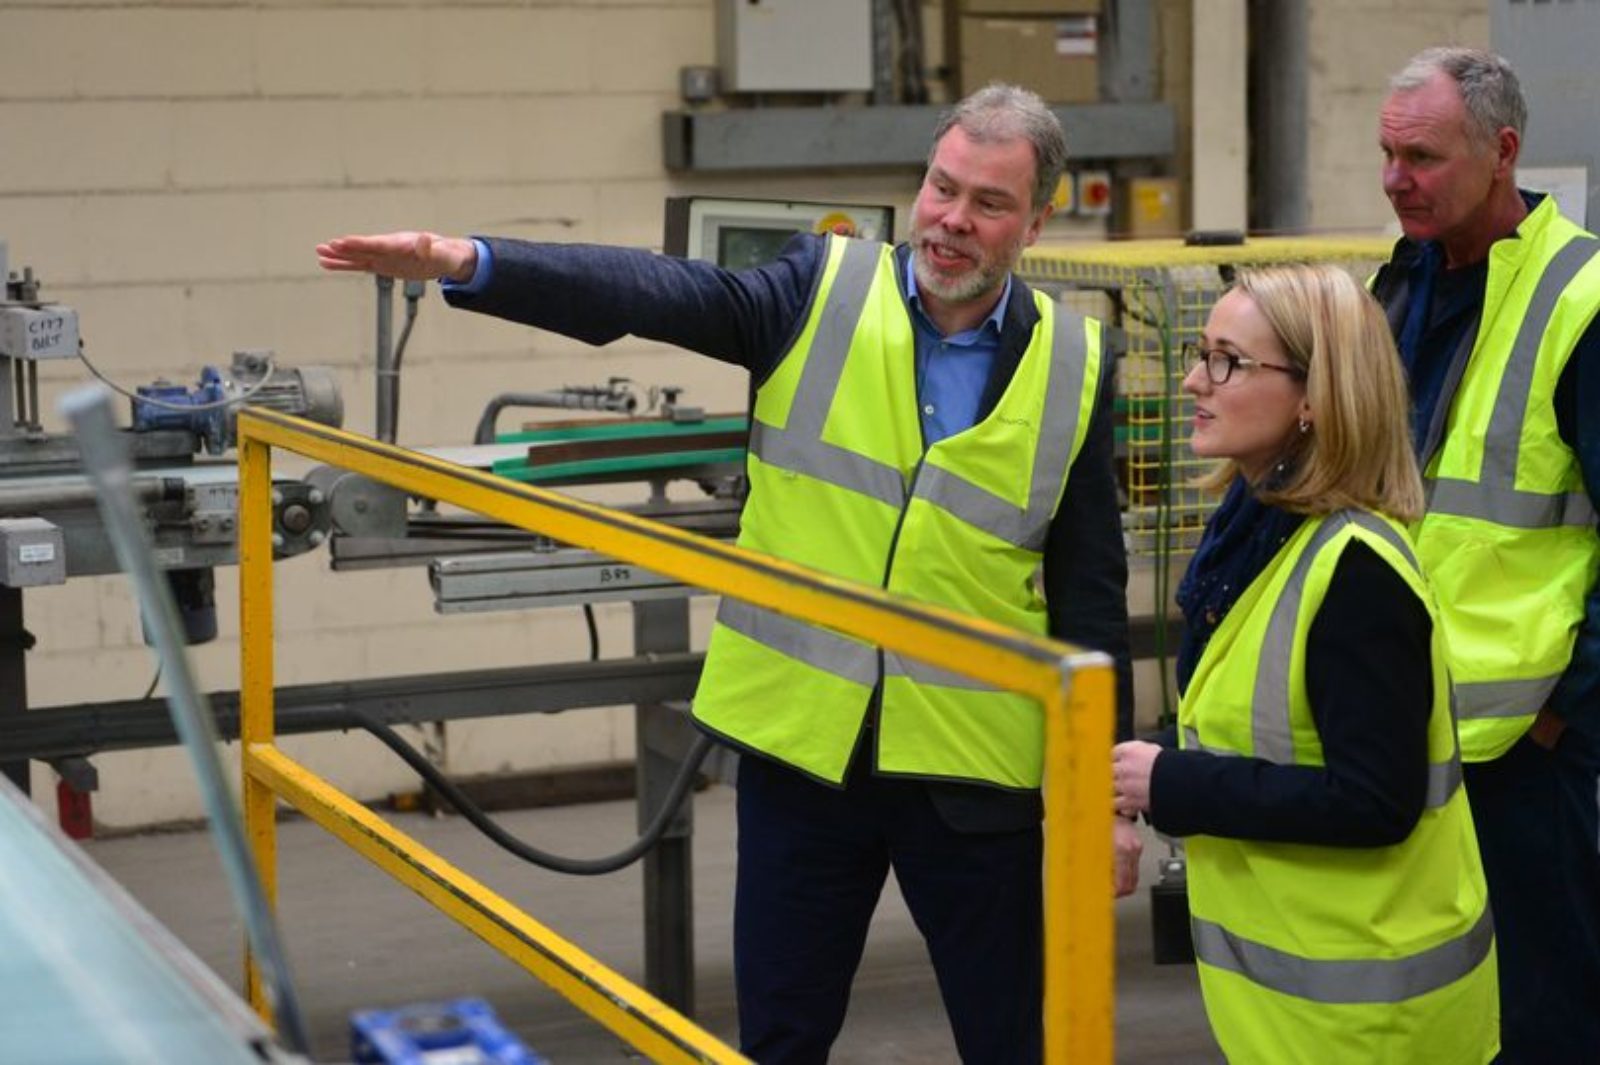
902, 250, 1011, 341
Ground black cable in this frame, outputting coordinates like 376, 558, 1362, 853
393, 296, 419, 376
78, 343, 278, 412
583, 604, 601, 662
346, 709, 712, 876
142, 664, 161, 701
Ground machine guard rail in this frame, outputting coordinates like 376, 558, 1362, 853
236, 408, 1114, 1064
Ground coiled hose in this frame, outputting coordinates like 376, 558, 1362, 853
346, 708, 715, 876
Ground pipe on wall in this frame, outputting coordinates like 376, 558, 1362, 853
1247, 0, 1309, 234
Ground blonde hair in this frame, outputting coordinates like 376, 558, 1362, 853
1199, 264, 1424, 523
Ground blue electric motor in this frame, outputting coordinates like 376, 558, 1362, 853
350, 998, 545, 1065
131, 349, 343, 455
131, 366, 234, 453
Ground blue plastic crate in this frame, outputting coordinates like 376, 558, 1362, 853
350, 998, 545, 1065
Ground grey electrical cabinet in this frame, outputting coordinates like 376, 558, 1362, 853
1493, 0, 1600, 227
717, 0, 873, 93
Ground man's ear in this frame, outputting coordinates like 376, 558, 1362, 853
1494, 125, 1521, 180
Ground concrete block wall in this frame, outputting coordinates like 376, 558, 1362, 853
1307, 0, 1489, 230
3, 0, 957, 829
2, 0, 1485, 827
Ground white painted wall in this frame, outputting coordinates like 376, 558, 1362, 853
1307, 0, 1490, 230
1, 0, 1484, 828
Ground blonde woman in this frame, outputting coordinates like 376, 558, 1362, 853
1112, 264, 1498, 1062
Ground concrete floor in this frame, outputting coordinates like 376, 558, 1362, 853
84, 786, 1221, 1063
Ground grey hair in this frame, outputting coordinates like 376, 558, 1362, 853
1390, 46, 1526, 145
928, 82, 1068, 213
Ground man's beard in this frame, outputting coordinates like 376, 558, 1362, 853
911, 227, 1026, 305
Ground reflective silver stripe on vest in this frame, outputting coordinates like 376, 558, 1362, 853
882, 649, 1004, 691
1251, 515, 1352, 763
748, 238, 909, 507
1426, 477, 1596, 530
1426, 752, 1463, 809
909, 465, 1033, 548
1256, 512, 1417, 758
911, 308, 1090, 551
785, 238, 884, 439
1427, 235, 1600, 528
1181, 734, 1461, 809
1223, 512, 1460, 808
1455, 674, 1562, 721
715, 598, 878, 687
1191, 907, 1494, 1005
750, 421, 905, 508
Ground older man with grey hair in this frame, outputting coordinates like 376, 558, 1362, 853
1372, 45, 1600, 1062
319, 83, 1135, 1063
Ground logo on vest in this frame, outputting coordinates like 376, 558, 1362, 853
996, 415, 1032, 428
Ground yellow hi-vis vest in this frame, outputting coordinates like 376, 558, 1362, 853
1180, 509, 1498, 1064
691, 235, 1103, 788
1414, 196, 1600, 761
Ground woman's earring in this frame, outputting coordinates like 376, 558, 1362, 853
1298, 419, 1311, 435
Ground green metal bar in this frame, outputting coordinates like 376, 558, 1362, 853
497, 416, 748, 445
491, 448, 746, 483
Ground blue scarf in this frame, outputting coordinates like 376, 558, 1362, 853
1174, 476, 1306, 694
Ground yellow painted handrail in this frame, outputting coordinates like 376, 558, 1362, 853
237, 409, 1113, 1064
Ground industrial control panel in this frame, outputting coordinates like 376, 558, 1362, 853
716, 0, 873, 93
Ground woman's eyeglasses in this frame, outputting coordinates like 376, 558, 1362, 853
1182, 341, 1306, 385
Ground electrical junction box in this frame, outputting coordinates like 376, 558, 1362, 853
1076, 170, 1113, 217
1051, 173, 1077, 214
1118, 176, 1181, 237
0, 303, 79, 360
716, 0, 872, 93
0, 518, 65, 588
0, 240, 79, 360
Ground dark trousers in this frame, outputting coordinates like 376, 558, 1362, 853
1464, 730, 1600, 1064
733, 753, 1043, 1065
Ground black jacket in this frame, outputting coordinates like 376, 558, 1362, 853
1153, 541, 1433, 846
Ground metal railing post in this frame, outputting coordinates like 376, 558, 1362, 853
1043, 653, 1116, 1064
238, 433, 278, 1018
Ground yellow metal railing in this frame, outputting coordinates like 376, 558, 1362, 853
237, 408, 1115, 1064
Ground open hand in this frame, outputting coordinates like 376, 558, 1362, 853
315, 231, 477, 283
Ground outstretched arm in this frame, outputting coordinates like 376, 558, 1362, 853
315, 231, 478, 283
